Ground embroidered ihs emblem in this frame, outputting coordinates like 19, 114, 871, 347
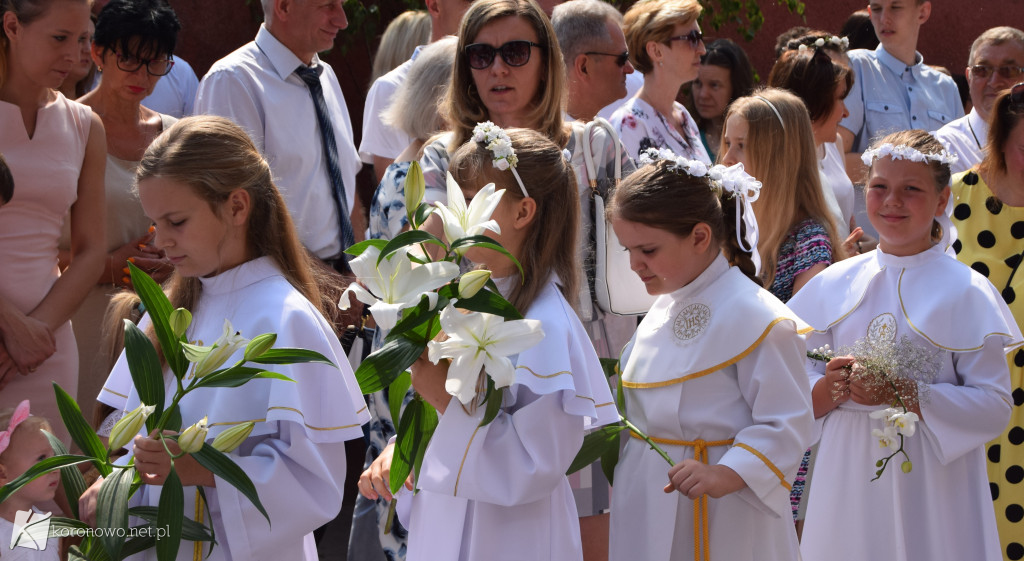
867, 313, 897, 343
672, 303, 711, 344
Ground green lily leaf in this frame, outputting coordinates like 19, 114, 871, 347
123, 321, 166, 434
448, 236, 523, 277
388, 371, 412, 428
385, 293, 449, 343
452, 287, 523, 320
191, 443, 269, 523
413, 201, 435, 231
377, 229, 446, 265
567, 425, 625, 476
129, 508, 216, 542
192, 366, 294, 389
0, 453, 93, 505
129, 262, 188, 379
600, 431, 621, 485
121, 534, 157, 559
96, 466, 135, 560
42, 431, 88, 519
53, 384, 109, 474
390, 399, 419, 494
247, 347, 335, 366
156, 468, 184, 561
344, 239, 388, 257
355, 335, 426, 394
411, 400, 438, 491
479, 378, 503, 427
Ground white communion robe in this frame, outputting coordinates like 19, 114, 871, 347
787, 245, 1023, 561
399, 278, 619, 561
98, 257, 370, 561
608, 255, 815, 561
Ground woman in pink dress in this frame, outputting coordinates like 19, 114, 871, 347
0, 0, 107, 444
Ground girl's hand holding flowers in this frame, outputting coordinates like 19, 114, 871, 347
664, 460, 745, 499
133, 430, 215, 487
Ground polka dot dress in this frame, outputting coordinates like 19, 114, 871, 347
952, 170, 1024, 561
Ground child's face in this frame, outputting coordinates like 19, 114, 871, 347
0, 425, 59, 509
612, 218, 709, 295
720, 113, 748, 168
139, 176, 250, 278
868, 0, 929, 51
865, 156, 949, 256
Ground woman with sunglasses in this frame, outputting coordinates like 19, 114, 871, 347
60, 0, 177, 408
610, 0, 710, 163
688, 38, 753, 162
0, 0, 105, 444
950, 83, 1024, 559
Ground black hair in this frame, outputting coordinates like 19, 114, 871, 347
0, 153, 12, 204
94, 0, 180, 60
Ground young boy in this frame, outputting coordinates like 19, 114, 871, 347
840, 0, 963, 175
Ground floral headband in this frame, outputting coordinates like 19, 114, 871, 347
472, 122, 529, 198
860, 143, 959, 168
0, 400, 31, 455
638, 148, 762, 274
790, 35, 849, 53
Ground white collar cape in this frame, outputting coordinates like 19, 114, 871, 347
621, 255, 810, 388
788, 244, 1023, 353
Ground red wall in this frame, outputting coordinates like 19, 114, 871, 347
168, 0, 1021, 146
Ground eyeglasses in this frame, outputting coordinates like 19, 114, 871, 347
668, 30, 703, 49
1009, 82, 1024, 109
115, 52, 175, 76
584, 50, 630, 67
465, 40, 544, 70
969, 64, 1024, 80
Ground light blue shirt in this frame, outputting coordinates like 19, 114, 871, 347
841, 44, 964, 152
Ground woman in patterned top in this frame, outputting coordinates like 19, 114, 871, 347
721, 88, 843, 303
950, 84, 1024, 561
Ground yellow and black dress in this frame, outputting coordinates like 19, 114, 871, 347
952, 169, 1024, 561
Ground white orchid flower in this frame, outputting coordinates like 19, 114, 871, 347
433, 172, 504, 253
891, 411, 919, 437
869, 407, 901, 423
871, 426, 900, 452
340, 245, 459, 331
426, 303, 545, 405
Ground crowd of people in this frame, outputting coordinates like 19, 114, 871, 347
1, 0, 1024, 560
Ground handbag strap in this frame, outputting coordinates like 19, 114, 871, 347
580, 117, 622, 193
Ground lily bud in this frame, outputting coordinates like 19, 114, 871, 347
404, 161, 426, 222
193, 319, 249, 378
169, 308, 192, 339
177, 416, 209, 453
244, 333, 277, 362
108, 403, 156, 451
901, 460, 913, 473
211, 421, 255, 453
458, 270, 491, 299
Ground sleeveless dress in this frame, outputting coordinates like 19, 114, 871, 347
0, 93, 91, 445
57, 114, 176, 408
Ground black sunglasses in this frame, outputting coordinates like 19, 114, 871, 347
667, 30, 703, 48
970, 64, 1024, 81
465, 40, 544, 70
585, 50, 630, 67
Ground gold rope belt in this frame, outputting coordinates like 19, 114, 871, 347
630, 431, 734, 561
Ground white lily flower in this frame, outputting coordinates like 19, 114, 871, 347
426, 303, 545, 405
339, 245, 459, 331
177, 416, 209, 453
433, 172, 504, 253
191, 319, 249, 378
108, 403, 156, 451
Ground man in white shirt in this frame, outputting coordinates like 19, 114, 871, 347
194, 0, 359, 266
840, 0, 963, 177
936, 27, 1024, 175
142, 55, 198, 118
360, 0, 473, 181
552, 0, 635, 123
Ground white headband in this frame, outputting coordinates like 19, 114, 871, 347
860, 142, 959, 168
638, 148, 762, 274
472, 121, 529, 198
754, 95, 785, 130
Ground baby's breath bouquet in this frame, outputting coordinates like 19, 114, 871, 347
809, 335, 941, 480
0, 265, 335, 561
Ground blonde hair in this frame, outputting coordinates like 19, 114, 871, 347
722, 88, 842, 288
444, 0, 568, 150
382, 36, 457, 141
1, 0, 87, 90
0, 411, 52, 464
370, 10, 432, 82
623, 0, 702, 75
135, 116, 330, 324
449, 127, 580, 313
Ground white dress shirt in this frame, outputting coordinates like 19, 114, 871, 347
935, 108, 987, 175
841, 45, 964, 153
142, 56, 199, 118
195, 25, 360, 260
358, 46, 422, 163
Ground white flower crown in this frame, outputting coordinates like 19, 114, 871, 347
637, 147, 762, 273
860, 142, 959, 167
472, 121, 528, 197
794, 35, 849, 52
